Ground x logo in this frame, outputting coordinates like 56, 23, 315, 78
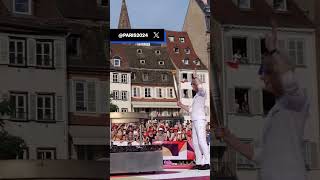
153, 32, 160, 39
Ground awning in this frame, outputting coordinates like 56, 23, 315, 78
69, 126, 108, 145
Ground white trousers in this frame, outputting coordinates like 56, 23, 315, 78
192, 119, 210, 165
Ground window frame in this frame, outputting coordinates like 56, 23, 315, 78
121, 74, 127, 83
10, 92, 28, 121
182, 59, 189, 65
13, 0, 32, 15
179, 37, 185, 43
67, 36, 81, 57
9, 37, 27, 67
144, 88, 151, 98
185, 48, 191, 54
158, 61, 165, 65
121, 108, 128, 112
36, 148, 56, 160
174, 47, 179, 53
143, 73, 149, 81
168, 36, 174, 42
161, 73, 168, 81
121, 91, 128, 101
112, 73, 119, 83
36, 93, 55, 121
137, 49, 142, 54
36, 40, 54, 68
140, 59, 146, 64
113, 90, 119, 100
113, 58, 121, 67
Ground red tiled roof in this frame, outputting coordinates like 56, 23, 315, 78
110, 44, 130, 71
166, 30, 207, 70
213, 0, 314, 29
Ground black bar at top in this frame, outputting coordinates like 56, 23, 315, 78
110, 29, 165, 42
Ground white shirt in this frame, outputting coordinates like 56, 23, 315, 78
131, 141, 140, 146
253, 80, 309, 180
189, 84, 206, 121
117, 141, 128, 146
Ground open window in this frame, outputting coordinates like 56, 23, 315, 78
263, 90, 276, 115
235, 88, 250, 114
232, 37, 248, 64
182, 73, 188, 81
182, 89, 189, 98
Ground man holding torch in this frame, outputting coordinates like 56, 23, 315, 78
177, 69, 210, 170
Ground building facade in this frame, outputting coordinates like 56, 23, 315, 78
213, 0, 319, 179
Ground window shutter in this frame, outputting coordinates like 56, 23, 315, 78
54, 40, 65, 68
27, 38, 36, 66
162, 88, 166, 98
156, 88, 160, 98
68, 80, 75, 112
249, 89, 262, 115
56, 95, 63, 121
87, 81, 96, 112
247, 37, 253, 63
29, 93, 36, 120
253, 38, 261, 64
310, 142, 319, 169
297, 40, 305, 66
228, 88, 235, 113
137, 87, 140, 97
100, 82, 107, 113
288, 39, 296, 65
0, 36, 9, 65
224, 36, 233, 61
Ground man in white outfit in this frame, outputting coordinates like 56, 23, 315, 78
177, 70, 210, 170
215, 21, 309, 180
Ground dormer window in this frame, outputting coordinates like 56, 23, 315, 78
161, 74, 168, 81
137, 49, 142, 54
238, 0, 251, 9
174, 47, 179, 53
140, 59, 145, 64
158, 61, 164, 65
143, 73, 149, 81
193, 59, 200, 66
273, 0, 287, 11
179, 37, 185, 43
168, 36, 174, 42
13, 0, 32, 15
155, 50, 161, 55
113, 56, 121, 67
182, 59, 189, 65
185, 48, 191, 54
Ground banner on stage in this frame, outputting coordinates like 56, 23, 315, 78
153, 140, 195, 160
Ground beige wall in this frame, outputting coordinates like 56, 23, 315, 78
183, 0, 210, 68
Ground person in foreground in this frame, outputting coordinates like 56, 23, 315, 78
215, 21, 310, 180
177, 69, 210, 170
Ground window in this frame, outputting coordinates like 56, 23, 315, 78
235, 88, 250, 114
16, 148, 29, 160
273, 0, 287, 11
185, 48, 191, 54
13, 0, 31, 14
260, 39, 268, 55
121, 74, 127, 83
113, 90, 119, 100
75, 81, 96, 112
132, 87, 140, 97
199, 74, 205, 83
156, 88, 163, 98
168, 36, 174, 42
238, 0, 251, 9
174, 47, 179, 53
182, 73, 188, 81
137, 49, 142, 54
288, 39, 305, 66
37, 148, 56, 160
140, 59, 145, 64
263, 90, 275, 115
155, 50, 161, 55
9, 38, 26, 66
67, 36, 80, 57
37, 94, 54, 121
183, 89, 189, 98
10, 93, 27, 120
232, 37, 248, 64
113, 58, 121, 67
158, 61, 164, 65
121, 91, 128, 101
132, 72, 136, 80
143, 73, 149, 81
237, 140, 255, 168
121, 108, 128, 112
36, 41, 53, 68
193, 59, 200, 66
161, 74, 168, 81
144, 88, 151, 98
168, 88, 174, 98
112, 73, 119, 83
182, 59, 189, 65
179, 37, 185, 43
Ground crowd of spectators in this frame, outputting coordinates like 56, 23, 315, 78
111, 120, 210, 146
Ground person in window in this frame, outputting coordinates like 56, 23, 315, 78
177, 68, 210, 170
215, 21, 309, 180
233, 49, 242, 63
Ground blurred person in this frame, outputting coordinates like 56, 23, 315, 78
177, 69, 210, 170
215, 22, 309, 180
118, 135, 128, 146
132, 137, 140, 146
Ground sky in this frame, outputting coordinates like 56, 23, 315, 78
110, 0, 190, 31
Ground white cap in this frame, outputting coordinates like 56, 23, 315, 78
159, 128, 164, 131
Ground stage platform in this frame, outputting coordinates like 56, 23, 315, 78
110, 168, 210, 180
